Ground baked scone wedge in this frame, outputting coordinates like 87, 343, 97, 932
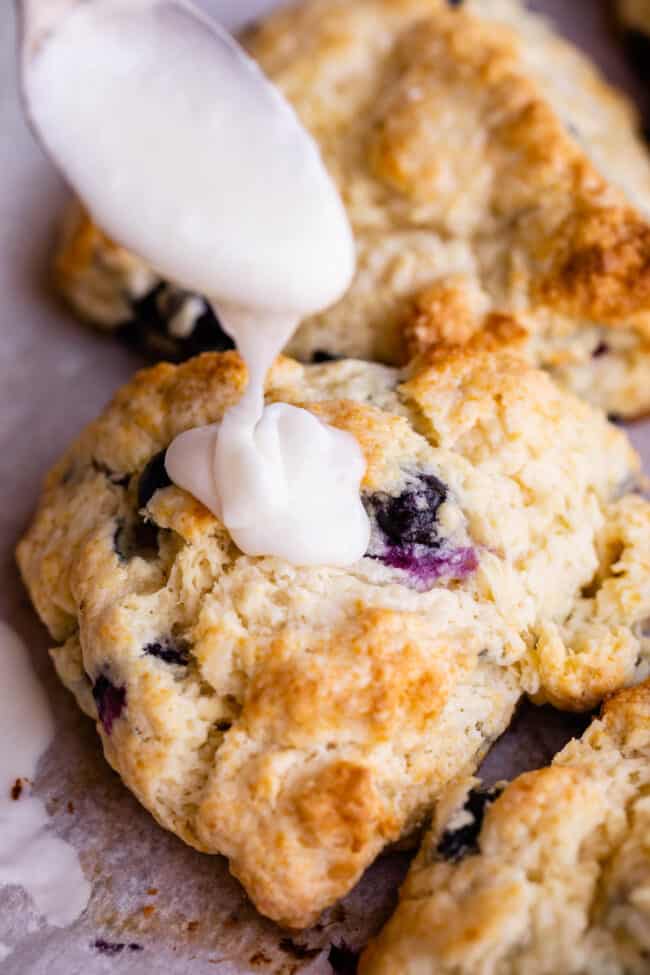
17, 325, 650, 928
361, 679, 650, 975
55, 0, 650, 417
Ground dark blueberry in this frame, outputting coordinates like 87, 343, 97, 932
113, 518, 160, 561
118, 284, 234, 362
311, 350, 343, 364
92, 940, 143, 955
436, 786, 503, 863
138, 450, 172, 510
133, 519, 160, 551
143, 638, 190, 667
93, 940, 125, 956
92, 675, 126, 734
328, 942, 359, 975
216, 720, 232, 733
447, 0, 463, 6
278, 938, 321, 960
365, 474, 448, 548
592, 341, 609, 359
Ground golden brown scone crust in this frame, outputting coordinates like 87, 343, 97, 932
17, 329, 650, 927
55, 0, 650, 416
361, 680, 650, 975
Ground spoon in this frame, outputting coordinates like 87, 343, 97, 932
17, 0, 353, 310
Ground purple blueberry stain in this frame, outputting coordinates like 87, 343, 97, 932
92, 675, 126, 734
379, 544, 478, 587
363, 474, 477, 587
143, 638, 190, 667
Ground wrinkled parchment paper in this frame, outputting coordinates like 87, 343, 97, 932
1, 2, 649, 971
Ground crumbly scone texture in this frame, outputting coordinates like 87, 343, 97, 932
17, 329, 650, 928
55, 0, 650, 416
361, 679, 650, 975
617, 0, 650, 36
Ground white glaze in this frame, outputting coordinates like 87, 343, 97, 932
0, 622, 90, 927
167, 388, 369, 566
23, 0, 369, 567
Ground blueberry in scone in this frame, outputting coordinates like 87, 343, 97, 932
121, 284, 234, 362
17, 322, 650, 927
53, 209, 234, 362
143, 638, 190, 668
137, 450, 172, 509
55, 0, 650, 417
434, 784, 503, 863
361, 679, 650, 975
364, 473, 478, 586
92, 673, 126, 735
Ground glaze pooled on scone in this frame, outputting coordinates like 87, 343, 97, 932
0, 623, 90, 930
22, 0, 367, 567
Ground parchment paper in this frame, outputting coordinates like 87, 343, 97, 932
1, 2, 649, 972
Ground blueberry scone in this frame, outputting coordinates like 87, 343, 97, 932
54, 0, 650, 417
17, 325, 650, 927
617, 0, 650, 78
361, 679, 650, 975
